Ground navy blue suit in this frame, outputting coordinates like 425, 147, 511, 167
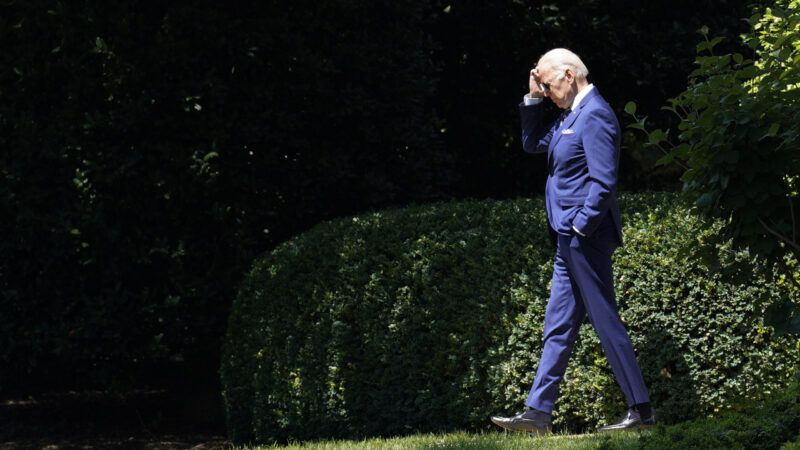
519, 88, 650, 413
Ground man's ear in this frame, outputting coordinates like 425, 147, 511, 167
564, 68, 575, 83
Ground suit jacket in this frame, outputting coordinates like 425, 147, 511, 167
519, 88, 623, 245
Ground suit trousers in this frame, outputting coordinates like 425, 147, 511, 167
525, 216, 650, 413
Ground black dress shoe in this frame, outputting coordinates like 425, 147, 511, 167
597, 407, 655, 432
490, 408, 552, 435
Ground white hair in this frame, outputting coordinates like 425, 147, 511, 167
538, 48, 589, 80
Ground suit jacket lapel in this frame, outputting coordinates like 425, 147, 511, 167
550, 89, 599, 151
546, 110, 568, 166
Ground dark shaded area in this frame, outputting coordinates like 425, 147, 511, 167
427, 0, 753, 196
0, 390, 228, 449
1, 0, 756, 441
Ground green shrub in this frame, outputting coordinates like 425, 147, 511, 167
627, 0, 800, 334
640, 377, 800, 450
220, 193, 800, 444
630, 0, 800, 259
783, 434, 800, 450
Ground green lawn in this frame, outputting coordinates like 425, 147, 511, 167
243, 430, 648, 449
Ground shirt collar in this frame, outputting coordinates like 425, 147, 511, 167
569, 83, 594, 110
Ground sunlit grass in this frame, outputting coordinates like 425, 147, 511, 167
238, 429, 649, 449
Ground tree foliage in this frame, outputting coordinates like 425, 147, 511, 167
627, 0, 800, 333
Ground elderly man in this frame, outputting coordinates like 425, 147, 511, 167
490, 48, 654, 434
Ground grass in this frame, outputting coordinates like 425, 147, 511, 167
238, 429, 649, 449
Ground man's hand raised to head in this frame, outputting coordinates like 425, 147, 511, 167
529, 68, 546, 98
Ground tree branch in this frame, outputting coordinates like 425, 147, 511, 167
757, 216, 800, 253
653, 141, 690, 170
789, 196, 796, 244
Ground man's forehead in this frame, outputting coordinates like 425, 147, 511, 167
537, 66, 555, 76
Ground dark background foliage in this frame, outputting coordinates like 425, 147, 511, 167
1, 0, 755, 424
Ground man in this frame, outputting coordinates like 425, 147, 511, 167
490, 48, 654, 434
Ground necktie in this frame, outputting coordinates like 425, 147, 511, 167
559, 108, 571, 128
558, 108, 572, 126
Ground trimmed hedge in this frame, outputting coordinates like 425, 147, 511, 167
220, 193, 800, 444
640, 376, 800, 450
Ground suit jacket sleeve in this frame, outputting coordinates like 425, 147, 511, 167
571, 107, 619, 236
519, 102, 555, 154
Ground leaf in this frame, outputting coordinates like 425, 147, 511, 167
648, 129, 667, 145
628, 122, 646, 132
656, 153, 675, 166
672, 143, 691, 159
697, 41, 712, 53
764, 123, 780, 139
624, 101, 637, 116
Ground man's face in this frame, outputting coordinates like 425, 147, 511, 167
538, 67, 573, 110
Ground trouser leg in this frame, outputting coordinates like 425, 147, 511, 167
563, 231, 650, 407
525, 242, 585, 413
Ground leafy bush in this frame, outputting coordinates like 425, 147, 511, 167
221, 193, 800, 444
626, 0, 800, 283
640, 376, 800, 450
783, 434, 800, 450
627, 0, 800, 336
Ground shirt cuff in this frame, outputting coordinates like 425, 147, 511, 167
572, 225, 586, 237
523, 94, 544, 106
